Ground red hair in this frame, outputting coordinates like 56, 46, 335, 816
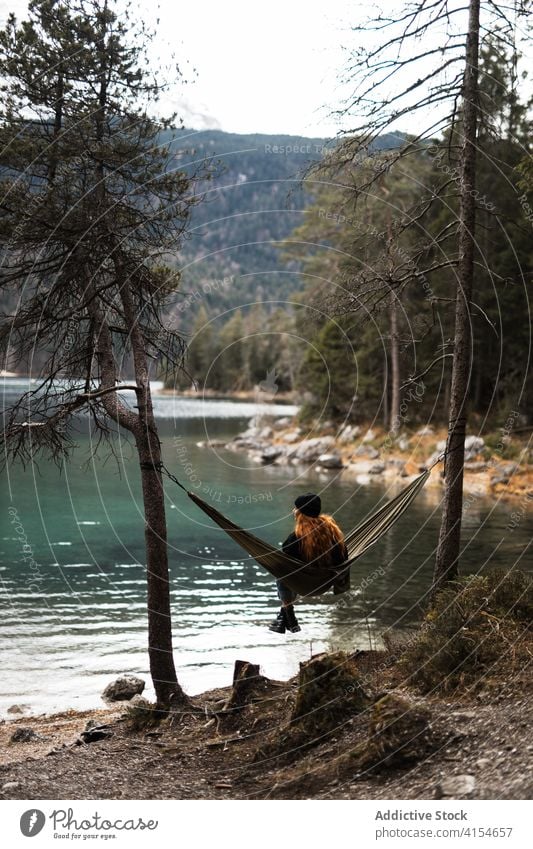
294, 511, 346, 567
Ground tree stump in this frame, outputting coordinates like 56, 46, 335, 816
254, 651, 371, 763
216, 660, 269, 732
291, 651, 370, 734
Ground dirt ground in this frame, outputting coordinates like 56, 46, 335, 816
1, 653, 531, 801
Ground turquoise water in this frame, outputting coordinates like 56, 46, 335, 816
1, 380, 531, 715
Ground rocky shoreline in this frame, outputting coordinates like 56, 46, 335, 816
204, 414, 533, 502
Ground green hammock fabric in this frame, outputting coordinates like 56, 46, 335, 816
185, 467, 432, 598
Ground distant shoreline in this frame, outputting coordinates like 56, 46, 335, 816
220, 415, 533, 504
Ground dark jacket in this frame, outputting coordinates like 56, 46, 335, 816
282, 531, 350, 595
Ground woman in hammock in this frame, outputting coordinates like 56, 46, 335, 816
269, 492, 348, 634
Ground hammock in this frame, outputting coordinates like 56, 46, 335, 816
183, 466, 432, 598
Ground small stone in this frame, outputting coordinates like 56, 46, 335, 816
435, 774, 476, 799
10, 727, 44, 743
7, 704, 30, 715
362, 429, 375, 443
417, 426, 434, 436
102, 675, 145, 702
128, 694, 152, 710
475, 758, 492, 770
80, 725, 113, 744
2, 781, 19, 791
369, 462, 386, 475
275, 417, 293, 428
398, 437, 410, 452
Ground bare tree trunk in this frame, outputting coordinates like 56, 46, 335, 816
119, 276, 187, 708
433, 0, 480, 596
389, 295, 400, 435
383, 350, 389, 429
87, 277, 186, 709
134, 423, 185, 708
48, 72, 63, 183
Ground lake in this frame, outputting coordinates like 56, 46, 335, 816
1, 378, 531, 715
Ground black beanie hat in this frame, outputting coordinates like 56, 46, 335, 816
294, 492, 321, 517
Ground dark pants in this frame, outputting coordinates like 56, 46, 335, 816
276, 579, 297, 605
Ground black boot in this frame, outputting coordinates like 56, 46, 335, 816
284, 604, 301, 633
268, 607, 286, 633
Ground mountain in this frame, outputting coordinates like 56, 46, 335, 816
164, 129, 403, 317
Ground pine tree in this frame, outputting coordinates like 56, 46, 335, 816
0, 0, 202, 707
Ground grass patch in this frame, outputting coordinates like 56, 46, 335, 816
483, 432, 524, 461
400, 568, 533, 694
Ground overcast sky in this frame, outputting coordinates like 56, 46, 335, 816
1, 1, 531, 138
155, 0, 358, 136
0, 0, 357, 136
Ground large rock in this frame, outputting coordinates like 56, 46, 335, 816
229, 436, 269, 452
435, 774, 477, 799
464, 435, 484, 459
353, 445, 379, 459
317, 453, 344, 469
338, 424, 360, 443
260, 446, 286, 464
369, 462, 386, 475
346, 460, 375, 475
237, 425, 261, 439
426, 436, 485, 468
102, 675, 145, 702
293, 436, 335, 463
282, 429, 301, 443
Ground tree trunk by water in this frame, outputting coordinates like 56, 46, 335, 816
119, 277, 186, 708
433, 0, 480, 597
389, 295, 401, 436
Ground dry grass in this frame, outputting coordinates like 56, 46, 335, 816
399, 569, 533, 694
